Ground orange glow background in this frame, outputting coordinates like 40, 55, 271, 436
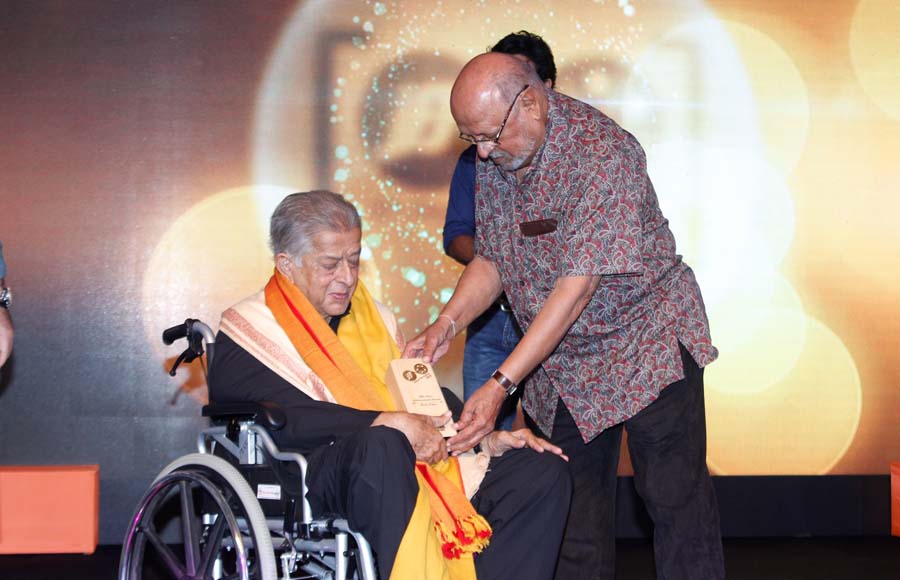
1, 1, 898, 479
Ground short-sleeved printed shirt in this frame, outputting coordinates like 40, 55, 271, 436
474, 90, 717, 442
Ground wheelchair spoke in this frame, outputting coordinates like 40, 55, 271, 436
179, 480, 202, 575
198, 514, 227, 578
143, 526, 186, 578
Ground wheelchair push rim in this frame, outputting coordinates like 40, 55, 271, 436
119, 454, 277, 580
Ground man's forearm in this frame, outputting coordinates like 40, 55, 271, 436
440, 256, 503, 330
446, 275, 600, 453
493, 275, 600, 386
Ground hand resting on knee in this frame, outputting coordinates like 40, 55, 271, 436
480, 428, 568, 461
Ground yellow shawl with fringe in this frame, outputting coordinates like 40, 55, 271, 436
265, 270, 490, 580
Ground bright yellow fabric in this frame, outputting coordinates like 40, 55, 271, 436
263, 270, 487, 580
391, 468, 479, 580
337, 280, 399, 410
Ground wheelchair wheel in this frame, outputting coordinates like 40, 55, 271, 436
119, 453, 277, 580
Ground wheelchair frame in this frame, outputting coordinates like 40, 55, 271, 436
119, 320, 377, 580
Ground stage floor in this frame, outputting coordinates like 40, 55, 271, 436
1, 537, 898, 579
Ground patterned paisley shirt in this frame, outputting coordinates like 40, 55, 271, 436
474, 90, 717, 443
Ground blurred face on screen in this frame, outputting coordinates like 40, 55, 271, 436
255, 0, 676, 332
278, 228, 362, 321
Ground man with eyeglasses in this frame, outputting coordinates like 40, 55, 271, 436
443, 31, 557, 431
407, 52, 725, 580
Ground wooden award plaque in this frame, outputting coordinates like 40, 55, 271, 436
385, 358, 457, 437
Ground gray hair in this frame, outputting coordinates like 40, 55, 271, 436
269, 190, 361, 260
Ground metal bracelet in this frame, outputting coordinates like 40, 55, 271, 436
491, 369, 518, 397
437, 314, 457, 338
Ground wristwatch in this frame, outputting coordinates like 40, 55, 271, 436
0, 287, 10, 309
491, 369, 518, 397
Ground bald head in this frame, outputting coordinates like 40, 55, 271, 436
450, 52, 542, 126
451, 52, 548, 174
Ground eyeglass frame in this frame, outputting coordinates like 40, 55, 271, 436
458, 84, 530, 145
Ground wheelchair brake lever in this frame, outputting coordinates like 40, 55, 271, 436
168, 349, 193, 376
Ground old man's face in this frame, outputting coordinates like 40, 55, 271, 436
456, 86, 543, 174
287, 228, 362, 320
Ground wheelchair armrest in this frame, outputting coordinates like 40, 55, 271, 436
202, 401, 287, 431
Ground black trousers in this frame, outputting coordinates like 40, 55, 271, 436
526, 345, 725, 580
306, 426, 572, 579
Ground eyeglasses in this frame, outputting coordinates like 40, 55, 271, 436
459, 84, 529, 145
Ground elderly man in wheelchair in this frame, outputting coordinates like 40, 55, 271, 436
122, 190, 571, 580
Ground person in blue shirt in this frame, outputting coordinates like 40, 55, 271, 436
442, 31, 557, 429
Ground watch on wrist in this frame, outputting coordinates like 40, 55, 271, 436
491, 369, 518, 397
0, 287, 10, 309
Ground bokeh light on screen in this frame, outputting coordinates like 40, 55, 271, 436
253, 0, 671, 333
706, 315, 861, 475
721, 20, 810, 174
704, 275, 806, 395
850, 0, 900, 121
141, 186, 286, 402
142, 0, 898, 474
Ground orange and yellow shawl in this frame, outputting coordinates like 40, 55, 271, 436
264, 270, 490, 580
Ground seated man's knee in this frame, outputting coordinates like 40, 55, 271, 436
522, 452, 573, 522
308, 426, 418, 513
483, 449, 572, 515
534, 451, 572, 502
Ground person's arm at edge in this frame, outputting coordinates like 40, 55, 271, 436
0, 310, 11, 367
0, 275, 11, 367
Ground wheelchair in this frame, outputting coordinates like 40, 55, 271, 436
119, 319, 377, 580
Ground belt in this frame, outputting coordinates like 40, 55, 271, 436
496, 293, 512, 312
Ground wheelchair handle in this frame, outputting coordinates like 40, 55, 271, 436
162, 324, 186, 345
163, 320, 189, 345
163, 318, 217, 373
162, 319, 216, 346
